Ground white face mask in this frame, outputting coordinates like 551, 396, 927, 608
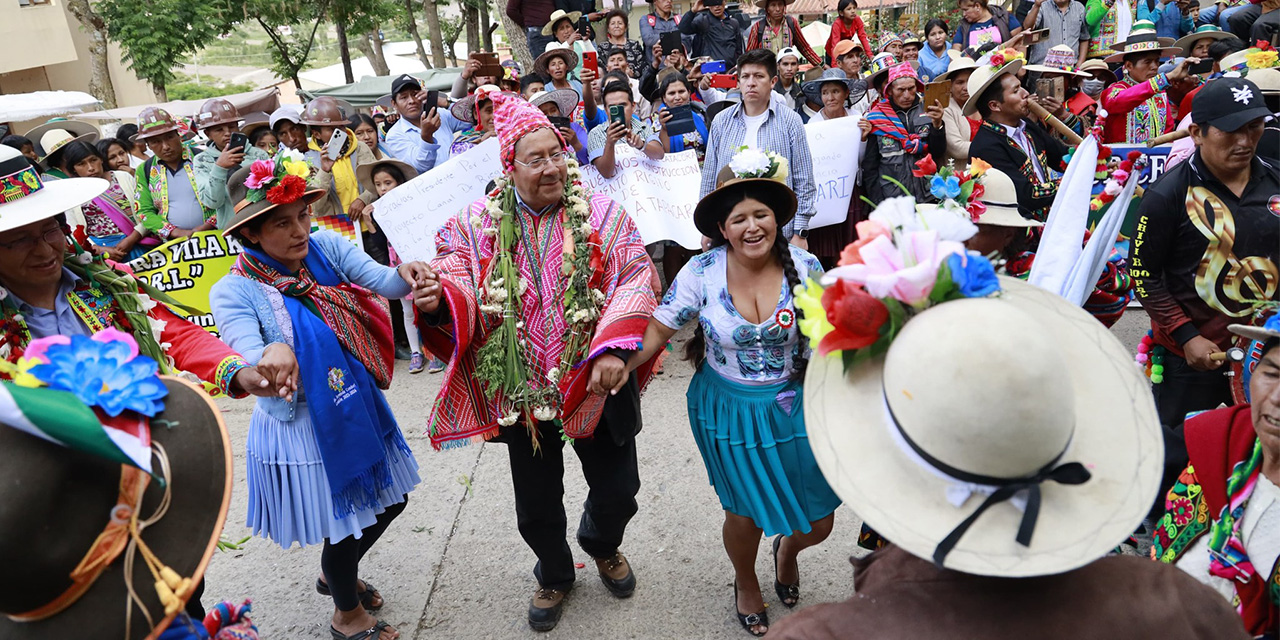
1082, 78, 1106, 98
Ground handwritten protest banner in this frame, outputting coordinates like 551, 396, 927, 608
804, 117, 863, 229
374, 137, 502, 263
577, 145, 702, 249
126, 231, 243, 336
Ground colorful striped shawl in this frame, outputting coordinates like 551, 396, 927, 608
421, 191, 659, 448
866, 99, 925, 154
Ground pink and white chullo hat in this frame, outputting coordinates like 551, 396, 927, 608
491, 91, 567, 171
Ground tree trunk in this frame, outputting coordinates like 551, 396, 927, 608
402, 0, 432, 68
64, 0, 118, 109
153, 82, 167, 102
422, 0, 448, 68
502, 13, 533, 73
355, 29, 392, 76
464, 3, 480, 55
478, 0, 493, 51
336, 21, 355, 84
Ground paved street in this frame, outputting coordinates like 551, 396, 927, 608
203, 310, 1151, 639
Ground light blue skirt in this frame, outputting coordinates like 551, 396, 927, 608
687, 368, 841, 537
245, 403, 421, 549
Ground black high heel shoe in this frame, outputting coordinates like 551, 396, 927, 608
733, 580, 769, 637
772, 534, 800, 608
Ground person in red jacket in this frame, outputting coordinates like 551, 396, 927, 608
826, 0, 873, 65
1099, 21, 1195, 143
746, 0, 823, 66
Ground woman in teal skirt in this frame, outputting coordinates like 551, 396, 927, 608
627, 151, 840, 637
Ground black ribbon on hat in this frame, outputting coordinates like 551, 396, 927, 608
883, 391, 1092, 568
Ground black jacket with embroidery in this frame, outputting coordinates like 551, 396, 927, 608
969, 119, 1068, 222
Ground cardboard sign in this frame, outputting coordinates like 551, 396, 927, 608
804, 117, 864, 229
126, 231, 244, 336
578, 145, 703, 249
374, 137, 503, 264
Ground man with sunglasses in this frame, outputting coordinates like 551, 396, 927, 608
410, 92, 658, 633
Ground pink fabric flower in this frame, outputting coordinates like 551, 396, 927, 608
244, 160, 276, 190
92, 327, 139, 360
824, 231, 964, 307
23, 335, 71, 363
838, 220, 891, 266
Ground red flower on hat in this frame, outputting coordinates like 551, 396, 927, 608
266, 174, 307, 205
818, 279, 888, 355
912, 154, 937, 178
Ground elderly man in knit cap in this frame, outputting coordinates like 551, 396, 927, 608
410, 91, 659, 633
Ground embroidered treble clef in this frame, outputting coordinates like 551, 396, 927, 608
1185, 187, 1279, 317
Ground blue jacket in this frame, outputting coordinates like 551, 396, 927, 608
209, 230, 411, 421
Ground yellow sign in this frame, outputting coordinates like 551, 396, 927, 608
126, 231, 243, 336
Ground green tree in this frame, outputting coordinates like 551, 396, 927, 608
235, 0, 335, 90
97, 0, 233, 100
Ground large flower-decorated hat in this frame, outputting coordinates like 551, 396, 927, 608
962, 47, 1026, 116
795, 193, 1161, 577
221, 151, 326, 234
0, 329, 232, 639
694, 147, 795, 241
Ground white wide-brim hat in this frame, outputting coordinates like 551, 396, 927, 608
0, 146, 107, 234
804, 277, 1162, 577
963, 59, 1023, 116
974, 166, 1041, 227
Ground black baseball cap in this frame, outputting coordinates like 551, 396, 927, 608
705, 0, 724, 5
1192, 77, 1272, 132
391, 74, 422, 97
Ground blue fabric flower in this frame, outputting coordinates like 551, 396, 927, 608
930, 175, 961, 200
947, 252, 1001, 298
30, 334, 167, 417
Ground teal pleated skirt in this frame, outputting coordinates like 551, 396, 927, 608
686, 368, 841, 537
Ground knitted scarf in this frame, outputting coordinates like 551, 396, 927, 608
866, 98, 925, 154
1207, 437, 1265, 583
234, 242, 404, 517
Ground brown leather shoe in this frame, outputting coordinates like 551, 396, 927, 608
594, 552, 636, 598
527, 587, 567, 632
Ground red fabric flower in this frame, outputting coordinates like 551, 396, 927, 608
966, 200, 987, 223
912, 154, 937, 178
266, 174, 307, 205
970, 182, 984, 201
818, 280, 888, 355
1126, 150, 1142, 162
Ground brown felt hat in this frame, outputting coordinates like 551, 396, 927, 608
221, 163, 327, 234
694, 163, 796, 241
0, 377, 232, 640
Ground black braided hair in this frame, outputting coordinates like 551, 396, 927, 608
773, 233, 808, 382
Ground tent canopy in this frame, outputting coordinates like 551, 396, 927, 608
76, 87, 281, 122
0, 91, 100, 123
300, 68, 463, 108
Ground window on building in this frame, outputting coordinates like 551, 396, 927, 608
19, 0, 53, 6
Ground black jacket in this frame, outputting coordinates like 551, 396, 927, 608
863, 99, 945, 204
969, 119, 1067, 221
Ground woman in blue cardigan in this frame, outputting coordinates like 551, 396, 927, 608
210, 162, 433, 640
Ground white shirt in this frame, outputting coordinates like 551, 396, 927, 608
1175, 473, 1280, 605
741, 110, 768, 149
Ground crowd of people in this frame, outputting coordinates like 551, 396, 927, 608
0, 0, 1278, 639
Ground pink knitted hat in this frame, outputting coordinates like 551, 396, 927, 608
492, 91, 564, 171
885, 61, 922, 89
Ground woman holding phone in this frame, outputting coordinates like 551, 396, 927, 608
653, 74, 707, 157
